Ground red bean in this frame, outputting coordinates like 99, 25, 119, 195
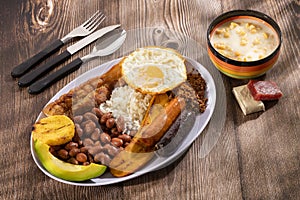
75, 124, 83, 137
91, 128, 101, 141
100, 113, 111, 124
83, 138, 94, 146
81, 119, 92, 127
76, 153, 87, 163
118, 134, 131, 143
106, 118, 115, 129
84, 121, 96, 135
83, 112, 99, 123
104, 144, 120, 157
94, 152, 111, 165
111, 137, 123, 147
94, 141, 101, 146
69, 148, 80, 157
57, 149, 69, 160
88, 145, 103, 155
65, 142, 78, 150
100, 132, 111, 144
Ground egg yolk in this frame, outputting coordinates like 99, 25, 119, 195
145, 66, 164, 79
137, 65, 164, 88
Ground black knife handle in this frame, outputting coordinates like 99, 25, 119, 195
11, 39, 64, 78
18, 51, 72, 87
28, 58, 83, 94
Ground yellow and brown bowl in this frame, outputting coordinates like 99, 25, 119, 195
207, 10, 282, 79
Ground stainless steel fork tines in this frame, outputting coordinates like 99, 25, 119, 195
61, 10, 106, 43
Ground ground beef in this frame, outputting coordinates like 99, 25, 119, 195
187, 69, 208, 113
172, 69, 208, 113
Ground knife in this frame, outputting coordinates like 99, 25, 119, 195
18, 24, 121, 87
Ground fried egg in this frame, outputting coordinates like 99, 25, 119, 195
121, 47, 187, 94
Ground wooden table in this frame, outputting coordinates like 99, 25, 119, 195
1, 0, 299, 199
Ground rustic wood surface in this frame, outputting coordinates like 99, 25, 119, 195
0, 0, 299, 199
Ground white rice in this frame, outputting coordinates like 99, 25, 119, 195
99, 85, 152, 133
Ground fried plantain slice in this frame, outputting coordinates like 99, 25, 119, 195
32, 115, 75, 146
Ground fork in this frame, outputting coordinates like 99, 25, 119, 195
11, 10, 106, 78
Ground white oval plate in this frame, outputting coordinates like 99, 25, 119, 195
30, 56, 216, 186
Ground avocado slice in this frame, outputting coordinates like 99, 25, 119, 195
34, 140, 107, 181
